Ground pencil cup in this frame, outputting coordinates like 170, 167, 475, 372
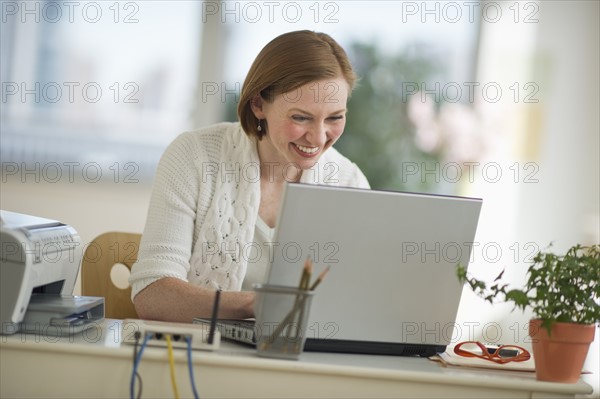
253, 284, 315, 360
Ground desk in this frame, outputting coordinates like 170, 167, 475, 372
0, 319, 593, 398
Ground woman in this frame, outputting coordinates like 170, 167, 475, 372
129, 30, 369, 322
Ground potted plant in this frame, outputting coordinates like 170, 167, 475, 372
457, 244, 600, 383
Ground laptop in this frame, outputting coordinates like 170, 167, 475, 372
195, 183, 482, 356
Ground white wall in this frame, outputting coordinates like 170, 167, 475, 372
0, 178, 152, 294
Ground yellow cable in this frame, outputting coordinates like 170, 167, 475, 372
165, 335, 180, 399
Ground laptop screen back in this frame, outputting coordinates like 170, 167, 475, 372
265, 183, 482, 353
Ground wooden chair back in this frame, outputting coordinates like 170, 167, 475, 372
81, 232, 141, 319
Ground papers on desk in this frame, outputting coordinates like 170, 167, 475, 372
430, 349, 536, 372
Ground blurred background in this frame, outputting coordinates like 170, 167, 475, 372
1, 0, 598, 392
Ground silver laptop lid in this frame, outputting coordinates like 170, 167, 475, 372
265, 183, 482, 347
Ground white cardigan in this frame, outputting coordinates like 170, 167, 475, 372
129, 122, 369, 298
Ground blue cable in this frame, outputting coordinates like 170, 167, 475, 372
130, 333, 151, 399
186, 336, 200, 399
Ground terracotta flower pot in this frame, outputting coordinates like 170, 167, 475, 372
528, 319, 596, 383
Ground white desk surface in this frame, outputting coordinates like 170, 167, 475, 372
0, 319, 594, 398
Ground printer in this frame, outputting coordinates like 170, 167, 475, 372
1, 210, 104, 336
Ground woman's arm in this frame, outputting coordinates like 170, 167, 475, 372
130, 128, 254, 322
134, 277, 255, 322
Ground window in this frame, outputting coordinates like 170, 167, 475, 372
218, 1, 481, 191
1, 0, 203, 182
2, 0, 480, 190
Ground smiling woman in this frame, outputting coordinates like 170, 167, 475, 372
251, 78, 350, 179
250, 77, 352, 227
129, 30, 370, 323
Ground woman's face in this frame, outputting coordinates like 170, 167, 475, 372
252, 77, 350, 173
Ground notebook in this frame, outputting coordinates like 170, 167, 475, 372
195, 183, 482, 356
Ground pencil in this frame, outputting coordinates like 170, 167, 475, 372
299, 257, 312, 291
276, 257, 310, 341
269, 260, 331, 345
288, 257, 312, 339
309, 265, 331, 291
293, 263, 327, 344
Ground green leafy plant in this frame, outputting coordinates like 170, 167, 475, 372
457, 244, 600, 333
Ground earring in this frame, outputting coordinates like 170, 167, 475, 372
257, 120, 262, 132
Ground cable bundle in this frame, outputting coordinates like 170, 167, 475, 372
130, 333, 200, 399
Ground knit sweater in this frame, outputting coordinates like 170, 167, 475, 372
129, 122, 369, 298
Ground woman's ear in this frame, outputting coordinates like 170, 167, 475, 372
250, 95, 266, 119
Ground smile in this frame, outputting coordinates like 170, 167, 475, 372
293, 143, 320, 155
